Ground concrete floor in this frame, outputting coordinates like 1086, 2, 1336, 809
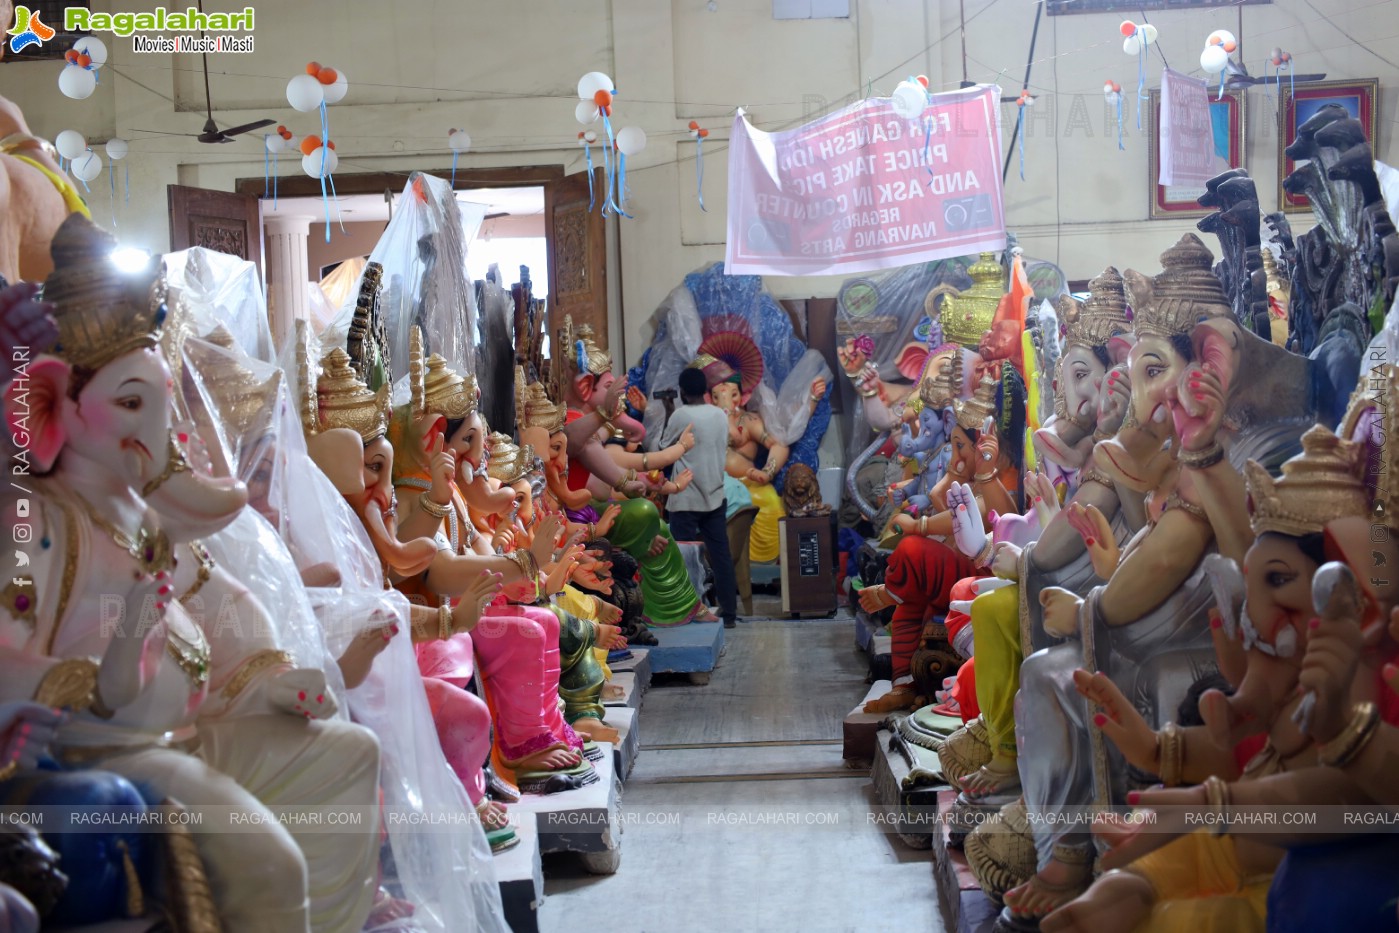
536, 611, 945, 933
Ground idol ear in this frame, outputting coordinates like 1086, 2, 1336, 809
574, 374, 596, 399
307, 427, 367, 497
1192, 319, 1240, 396
10, 357, 70, 473
1106, 334, 1135, 364
421, 413, 447, 451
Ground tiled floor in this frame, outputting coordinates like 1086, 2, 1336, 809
537, 615, 944, 933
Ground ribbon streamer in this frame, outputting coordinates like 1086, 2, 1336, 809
108, 161, 117, 227
616, 152, 634, 219
450, 150, 458, 188
325, 166, 348, 237
1115, 95, 1124, 151
263, 135, 270, 199
695, 135, 706, 212
1016, 107, 1025, 180
1217, 70, 1226, 101
1136, 41, 1147, 130
924, 113, 935, 183
585, 141, 595, 211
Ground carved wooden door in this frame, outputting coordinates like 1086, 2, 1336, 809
167, 185, 262, 271
546, 168, 607, 348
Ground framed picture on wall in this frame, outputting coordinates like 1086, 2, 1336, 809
1278, 78, 1379, 213
1146, 87, 1246, 219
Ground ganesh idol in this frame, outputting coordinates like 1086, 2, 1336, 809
387, 330, 600, 793
0, 214, 381, 933
553, 317, 711, 626
965, 234, 1335, 929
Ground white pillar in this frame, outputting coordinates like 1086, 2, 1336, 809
264, 214, 313, 351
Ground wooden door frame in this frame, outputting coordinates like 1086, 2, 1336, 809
236, 164, 571, 336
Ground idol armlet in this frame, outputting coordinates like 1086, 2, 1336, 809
419, 493, 452, 519
220, 649, 293, 702
34, 658, 115, 718
1179, 441, 1225, 471
509, 547, 540, 583
1316, 702, 1380, 769
1081, 466, 1115, 489
1156, 721, 1184, 786
438, 604, 453, 641
973, 539, 995, 569
1202, 775, 1231, 836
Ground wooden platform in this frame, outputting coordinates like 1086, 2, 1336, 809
495, 817, 545, 933
647, 622, 725, 680
512, 738, 622, 874
609, 647, 651, 694
932, 790, 999, 933
603, 706, 640, 781
842, 680, 892, 764
869, 724, 946, 850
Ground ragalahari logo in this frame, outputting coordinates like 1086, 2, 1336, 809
7, 5, 56, 54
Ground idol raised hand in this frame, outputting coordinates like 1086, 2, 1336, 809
947, 480, 987, 561
1065, 501, 1117, 580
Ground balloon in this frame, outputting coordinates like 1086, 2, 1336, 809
1200, 45, 1229, 74
890, 80, 926, 119
688, 120, 699, 130
1123, 34, 1142, 55
317, 67, 338, 86
1141, 24, 1158, 45
615, 126, 647, 155
58, 66, 97, 100
64, 50, 77, 64
593, 89, 612, 108
302, 147, 337, 178
299, 134, 322, 156
73, 36, 107, 68
265, 134, 286, 154
105, 138, 129, 160
1120, 20, 1135, 36
448, 130, 471, 152
915, 74, 929, 88
286, 74, 324, 112
55, 130, 86, 160
583, 130, 598, 144
577, 71, 613, 101
698, 128, 709, 138
575, 100, 600, 125
322, 69, 349, 104
71, 151, 102, 182
1206, 29, 1236, 49
76, 52, 91, 68
306, 61, 321, 75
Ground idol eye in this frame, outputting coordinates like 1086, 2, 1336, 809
116, 395, 143, 411
1145, 366, 1165, 379
367, 462, 383, 473
1266, 571, 1296, 588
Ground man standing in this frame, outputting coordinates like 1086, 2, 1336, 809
661, 366, 739, 628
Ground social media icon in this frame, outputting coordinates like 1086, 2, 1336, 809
12, 524, 31, 543
14, 550, 28, 568
15, 499, 29, 518
11, 577, 30, 587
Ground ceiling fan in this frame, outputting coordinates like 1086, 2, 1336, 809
1222, 58, 1327, 90
134, 0, 274, 143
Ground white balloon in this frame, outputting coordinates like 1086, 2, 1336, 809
890, 81, 926, 120
575, 100, 600, 125
105, 138, 129, 160
1200, 44, 1229, 74
322, 70, 349, 105
1141, 24, 1158, 45
264, 134, 286, 154
577, 71, 613, 101
584, 130, 598, 144
73, 36, 108, 68
615, 125, 647, 156
448, 130, 472, 152
1123, 34, 1142, 55
286, 73, 324, 112
302, 147, 338, 178
55, 130, 87, 160
58, 65, 97, 100
71, 151, 102, 182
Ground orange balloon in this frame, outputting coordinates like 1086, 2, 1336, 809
916, 75, 929, 88
1207, 36, 1222, 46
1119, 20, 1135, 36
603, 104, 612, 117
277, 124, 287, 134
1222, 40, 1236, 52
326, 140, 335, 150
698, 128, 709, 138
688, 120, 699, 130
593, 89, 612, 108
306, 61, 321, 75
64, 49, 78, 63
300, 135, 321, 156
318, 67, 338, 86
76, 52, 91, 67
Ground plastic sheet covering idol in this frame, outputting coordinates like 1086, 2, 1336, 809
174, 259, 509, 933
163, 246, 274, 362
628, 262, 832, 489
324, 173, 488, 388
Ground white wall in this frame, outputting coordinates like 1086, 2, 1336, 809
4, 0, 1394, 365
